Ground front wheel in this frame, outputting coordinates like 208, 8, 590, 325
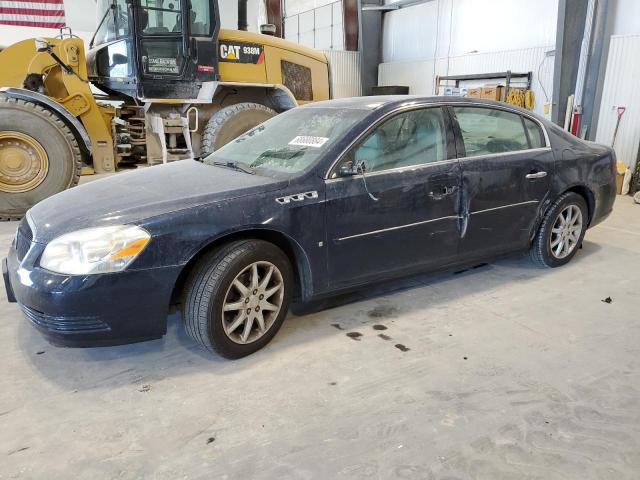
182, 240, 293, 359
530, 192, 588, 268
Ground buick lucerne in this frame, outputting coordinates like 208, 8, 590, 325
3, 97, 617, 358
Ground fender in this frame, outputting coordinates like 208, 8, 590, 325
195, 81, 298, 112
182, 225, 315, 301
0, 87, 92, 155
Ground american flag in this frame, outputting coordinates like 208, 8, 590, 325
0, 0, 66, 29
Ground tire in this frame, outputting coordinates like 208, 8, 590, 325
200, 102, 276, 157
0, 96, 82, 220
182, 240, 293, 359
530, 192, 588, 268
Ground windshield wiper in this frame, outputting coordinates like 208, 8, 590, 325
211, 161, 255, 175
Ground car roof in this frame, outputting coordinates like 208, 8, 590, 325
303, 95, 549, 126
303, 95, 536, 115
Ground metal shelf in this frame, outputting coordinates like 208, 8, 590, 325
435, 71, 532, 100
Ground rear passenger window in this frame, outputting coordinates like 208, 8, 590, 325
524, 117, 545, 148
351, 107, 449, 173
453, 107, 529, 156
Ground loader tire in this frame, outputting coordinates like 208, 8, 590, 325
0, 96, 82, 220
200, 102, 276, 158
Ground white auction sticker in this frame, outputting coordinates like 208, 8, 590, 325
288, 136, 329, 148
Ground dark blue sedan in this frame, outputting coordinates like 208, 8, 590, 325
3, 96, 617, 358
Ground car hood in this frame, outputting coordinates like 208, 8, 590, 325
28, 161, 286, 243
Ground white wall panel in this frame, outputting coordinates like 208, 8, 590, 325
382, 0, 558, 62
595, 35, 640, 168
219, 0, 263, 32
379, 46, 555, 117
324, 50, 362, 98
382, 2, 438, 63
610, 0, 640, 36
284, 0, 344, 50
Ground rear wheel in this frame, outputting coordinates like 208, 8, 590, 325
182, 240, 293, 359
0, 96, 82, 219
200, 102, 276, 157
530, 192, 588, 268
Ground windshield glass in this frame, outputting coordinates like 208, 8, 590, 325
204, 107, 368, 176
93, 0, 130, 46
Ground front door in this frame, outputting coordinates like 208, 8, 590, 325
133, 0, 218, 99
325, 106, 461, 287
450, 106, 554, 258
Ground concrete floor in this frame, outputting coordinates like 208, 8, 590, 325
1, 196, 639, 480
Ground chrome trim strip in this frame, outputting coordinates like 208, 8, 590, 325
325, 158, 459, 183
336, 215, 460, 242
26, 211, 37, 242
470, 200, 540, 215
457, 147, 552, 162
335, 199, 540, 242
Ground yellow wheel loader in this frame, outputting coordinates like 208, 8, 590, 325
0, 0, 330, 219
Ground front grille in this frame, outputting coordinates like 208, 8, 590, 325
15, 218, 33, 261
21, 305, 111, 334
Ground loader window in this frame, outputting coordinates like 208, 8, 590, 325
139, 0, 182, 34
92, 0, 130, 46
190, 0, 212, 36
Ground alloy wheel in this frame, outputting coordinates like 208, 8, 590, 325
221, 261, 285, 344
550, 204, 583, 259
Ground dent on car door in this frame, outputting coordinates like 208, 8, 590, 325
324, 106, 461, 287
450, 106, 554, 258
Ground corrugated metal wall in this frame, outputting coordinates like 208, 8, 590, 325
595, 35, 640, 168
324, 50, 362, 98
379, 46, 555, 116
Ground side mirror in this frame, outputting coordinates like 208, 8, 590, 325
110, 53, 128, 66
338, 161, 358, 177
337, 154, 366, 177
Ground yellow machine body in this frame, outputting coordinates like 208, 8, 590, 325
0, 29, 330, 218
0, 37, 115, 173
217, 29, 330, 104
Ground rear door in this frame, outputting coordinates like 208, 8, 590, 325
325, 106, 461, 287
450, 105, 554, 259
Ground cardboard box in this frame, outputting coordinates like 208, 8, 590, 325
467, 87, 482, 99
481, 85, 504, 101
438, 86, 462, 96
616, 161, 627, 194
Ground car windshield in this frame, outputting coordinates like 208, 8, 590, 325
204, 107, 369, 176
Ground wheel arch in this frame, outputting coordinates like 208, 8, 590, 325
1, 87, 92, 156
199, 82, 297, 114
170, 228, 314, 307
561, 184, 595, 226
530, 183, 596, 245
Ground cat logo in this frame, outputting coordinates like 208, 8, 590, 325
218, 41, 265, 64
220, 43, 240, 60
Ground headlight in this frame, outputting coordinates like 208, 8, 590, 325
40, 225, 151, 275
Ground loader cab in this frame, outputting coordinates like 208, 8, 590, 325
87, 0, 220, 101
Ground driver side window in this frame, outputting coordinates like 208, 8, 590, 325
344, 107, 448, 175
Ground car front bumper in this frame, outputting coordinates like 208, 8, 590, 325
4, 241, 182, 347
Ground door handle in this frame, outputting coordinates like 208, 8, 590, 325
429, 185, 457, 200
526, 171, 547, 179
